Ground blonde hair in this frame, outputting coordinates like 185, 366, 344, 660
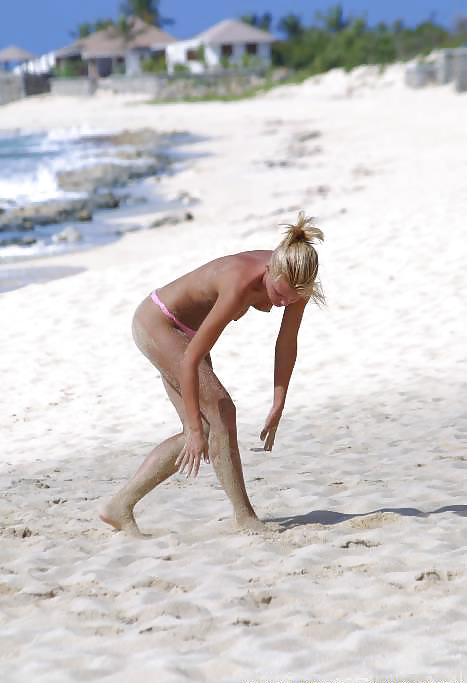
270, 211, 325, 305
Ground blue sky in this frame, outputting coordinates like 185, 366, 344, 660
1, 1, 466, 56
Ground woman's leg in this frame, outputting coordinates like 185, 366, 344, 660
100, 302, 262, 534
99, 430, 184, 536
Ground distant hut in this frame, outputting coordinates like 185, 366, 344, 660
0, 45, 36, 71
78, 17, 176, 77
166, 19, 274, 74
54, 42, 88, 77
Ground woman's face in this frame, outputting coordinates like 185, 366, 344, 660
265, 269, 301, 307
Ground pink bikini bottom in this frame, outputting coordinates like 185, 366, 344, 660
150, 290, 196, 339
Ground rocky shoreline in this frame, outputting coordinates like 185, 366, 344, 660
0, 128, 182, 248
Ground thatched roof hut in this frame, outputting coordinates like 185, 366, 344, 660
81, 17, 175, 59
193, 19, 273, 45
0, 45, 36, 63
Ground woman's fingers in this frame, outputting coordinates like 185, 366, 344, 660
187, 451, 202, 478
177, 448, 204, 477
177, 449, 190, 474
262, 426, 277, 451
175, 446, 186, 467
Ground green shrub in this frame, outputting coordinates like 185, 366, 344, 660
197, 45, 207, 65
173, 63, 189, 74
141, 54, 167, 73
241, 52, 251, 68
53, 59, 87, 78
271, 4, 464, 75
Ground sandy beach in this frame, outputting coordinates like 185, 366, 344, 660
1, 65, 466, 681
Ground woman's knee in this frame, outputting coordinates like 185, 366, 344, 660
209, 396, 237, 433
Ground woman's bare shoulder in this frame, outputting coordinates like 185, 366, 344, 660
215, 251, 270, 292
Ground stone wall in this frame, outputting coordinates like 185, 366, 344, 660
405, 63, 436, 89
49, 70, 270, 100
454, 48, 467, 93
0, 73, 24, 106
405, 48, 467, 92
50, 78, 98, 96
0, 73, 50, 105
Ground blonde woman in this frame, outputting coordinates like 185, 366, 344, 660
100, 212, 324, 536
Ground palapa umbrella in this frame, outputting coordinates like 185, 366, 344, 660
0, 45, 36, 63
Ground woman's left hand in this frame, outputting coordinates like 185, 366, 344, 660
260, 406, 283, 451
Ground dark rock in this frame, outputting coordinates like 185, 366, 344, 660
77, 129, 161, 147
0, 193, 126, 232
150, 211, 194, 229
76, 209, 92, 222
0, 235, 37, 247
108, 128, 164, 147
56, 160, 162, 193
52, 226, 82, 243
90, 192, 120, 210
297, 130, 322, 142
0, 199, 89, 232
21, 236, 37, 245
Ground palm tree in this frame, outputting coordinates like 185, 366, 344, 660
277, 13, 304, 40
240, 13, 272, 32
70, 19, 114, 39
120, 0, 173, 27
315, 4, 348, 33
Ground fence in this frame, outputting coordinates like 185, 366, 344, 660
0, 73, 50, 106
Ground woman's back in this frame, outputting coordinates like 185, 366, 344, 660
156, 250, 273, 331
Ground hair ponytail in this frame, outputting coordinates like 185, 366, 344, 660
270, 211, 325, 305
280, 211, 324, 248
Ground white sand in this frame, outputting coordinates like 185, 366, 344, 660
0, 67, 466, 681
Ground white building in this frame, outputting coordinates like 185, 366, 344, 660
165, 18, 274, 74
13, 51, 56, 75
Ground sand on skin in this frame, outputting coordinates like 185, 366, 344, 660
0, 65, 466, 681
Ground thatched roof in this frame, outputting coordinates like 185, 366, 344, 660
55, 42, 84, 59
81, 17, 175, 59
194, 19, 273, 45
0, 45, 36, 62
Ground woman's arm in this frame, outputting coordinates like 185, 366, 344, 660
179, 289, 244, 432
176, 283, 248, 476
261, 298, 307, 450
274, 298, 307, 406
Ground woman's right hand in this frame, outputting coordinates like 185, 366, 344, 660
175, 427, 209, 478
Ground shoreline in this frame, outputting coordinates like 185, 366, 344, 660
0, 127, 201, 291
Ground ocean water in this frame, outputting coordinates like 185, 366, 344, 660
0, 127, 109, 205
0, 128, 184, 291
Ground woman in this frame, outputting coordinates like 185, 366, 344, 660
100, 212, 324, 536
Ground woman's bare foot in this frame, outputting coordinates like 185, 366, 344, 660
234, 513, 269, 534
99, 497, 146, 537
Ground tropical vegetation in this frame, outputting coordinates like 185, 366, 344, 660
70, 1, 467, 79
71, 0, 172, 39
244, 5, 467, 75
